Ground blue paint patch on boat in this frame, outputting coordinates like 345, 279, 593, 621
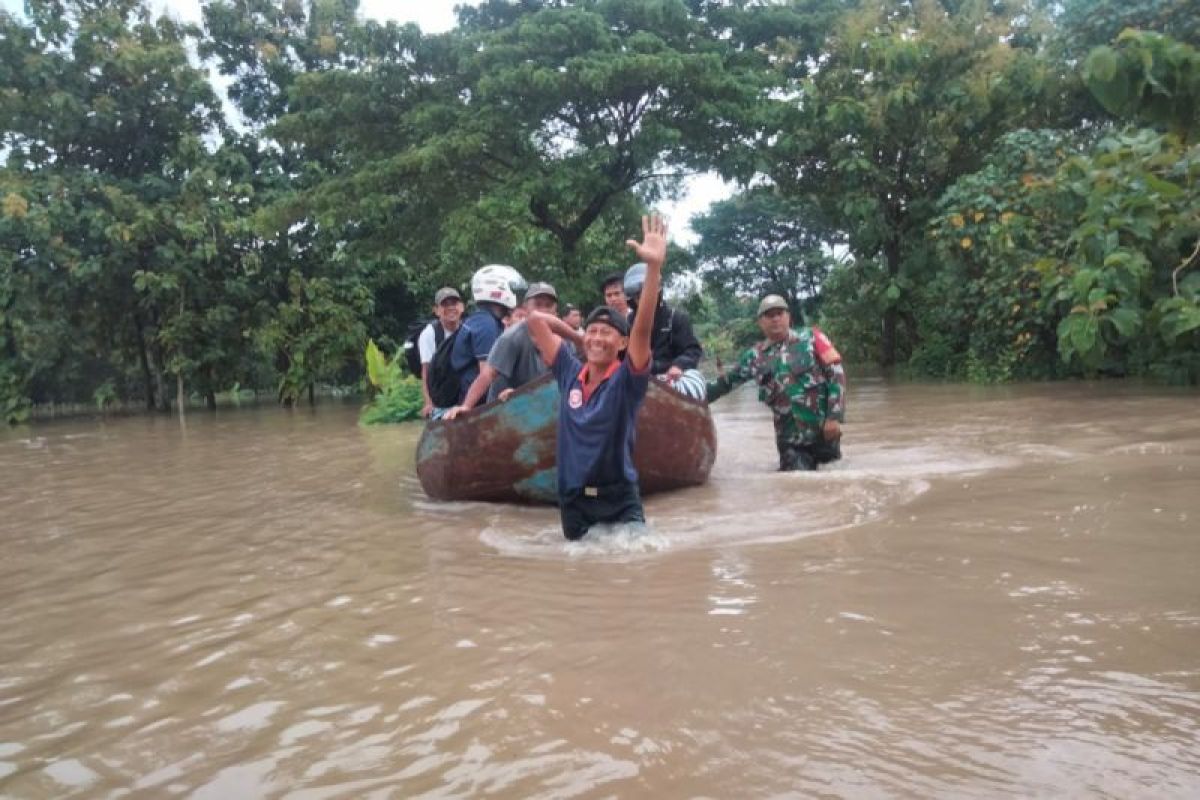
514, 468, 558, 504
514, 438, 548, 469
498, 381, 559, 436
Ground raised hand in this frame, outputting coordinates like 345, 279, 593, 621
625, 214, 667, 270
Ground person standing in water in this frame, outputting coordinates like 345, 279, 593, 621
706, 294, 846, 471
526, 215, 667, 540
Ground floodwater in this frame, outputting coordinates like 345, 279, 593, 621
1, 379, 1198, 798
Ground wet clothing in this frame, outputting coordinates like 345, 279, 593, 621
558, 482, 645, 541
633, 302, 702, 375
449, 309, 503, 402
550, 342, 650, 538
485, 321, 546, 402
706, 327, 846, 471
778, 437, 842, 471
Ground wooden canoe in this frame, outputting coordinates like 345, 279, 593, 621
416, 372, 717, 504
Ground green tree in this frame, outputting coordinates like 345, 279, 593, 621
692, 187, 839, 320
769, 0, 1053, 367
262, 0, 775, 284
925, 129, 1084, 381
926, 33, 1200, 383
1084, 30, 1200, 142
1053, 0, 1200, 59
1, 0, 224, 414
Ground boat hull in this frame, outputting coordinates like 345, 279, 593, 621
416, 373, 717, 504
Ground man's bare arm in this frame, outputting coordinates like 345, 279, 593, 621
626, 214, 667, 372
526, 311, 564, 366
542, 314, 584, 348
444, 361, 495, 419
420, 363, 434, 417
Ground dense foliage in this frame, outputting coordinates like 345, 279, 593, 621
360, 338, 423, 424
2, 0, 1197, 424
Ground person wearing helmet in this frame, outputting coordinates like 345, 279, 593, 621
448, 264, 526, 404
526, 215, 668, 540
706, 295, 846, 471
623, 262, 705, 399
443, 282, 583, 418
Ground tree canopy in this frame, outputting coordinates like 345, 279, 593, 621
2, 0, 1198, 423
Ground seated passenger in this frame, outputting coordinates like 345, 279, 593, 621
444, 282, 583, 417
600, 272, 631, 318
416, 287, 464, 419
448, 264, 525, 405
622, 263, 706, 400
561, 304, 584, 335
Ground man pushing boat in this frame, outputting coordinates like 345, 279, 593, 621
526, 215, 667, 540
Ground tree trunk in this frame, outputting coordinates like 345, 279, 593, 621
177, 373, 186, 420
205, 366, 217, 410
880, 237, 902, 369
153, 348, 170, 412
133, 312, 156, 411
308, 383, 315, 406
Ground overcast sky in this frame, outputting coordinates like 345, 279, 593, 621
2, 0, 733, 242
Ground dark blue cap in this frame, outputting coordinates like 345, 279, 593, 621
584, 305, 630, 336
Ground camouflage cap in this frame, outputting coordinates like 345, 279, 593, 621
757, 294, 789, 317
434, 287, 462, 305
524, 281, 558, 300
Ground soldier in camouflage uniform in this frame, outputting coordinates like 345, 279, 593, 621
706, 295, 846, 471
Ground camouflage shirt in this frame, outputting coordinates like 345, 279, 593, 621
706, 327, 846, 446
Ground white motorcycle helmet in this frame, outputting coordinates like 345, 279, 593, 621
470, 264, 526, 310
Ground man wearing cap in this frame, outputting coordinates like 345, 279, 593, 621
706, 295, 846, 471
444, 282, 582, 418
417, 287, 465, 418
527, 216, 667, 540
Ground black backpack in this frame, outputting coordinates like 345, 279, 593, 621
426, 328, 461, 408
403, 319, 440, 376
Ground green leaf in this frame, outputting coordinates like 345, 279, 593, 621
1144, 174, 1183, 198
1084, 46, 1118, 83
1159, 306, 1200, 342
1107, 307, 1141, 338
365, 339, 389, 389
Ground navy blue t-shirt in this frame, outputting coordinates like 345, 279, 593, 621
551, 342, 650, 493
449, 309, 503, 402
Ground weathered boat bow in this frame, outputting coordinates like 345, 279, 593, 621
416, 373, 717, 504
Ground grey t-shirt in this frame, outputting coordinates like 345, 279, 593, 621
486, 321, 548, 402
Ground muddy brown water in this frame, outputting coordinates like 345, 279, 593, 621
1, 380, 1198, 798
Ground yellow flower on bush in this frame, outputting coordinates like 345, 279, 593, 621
960, 237, 973, 250
949, 213, 965, 229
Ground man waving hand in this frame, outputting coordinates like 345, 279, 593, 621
527, 215, 667, 540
